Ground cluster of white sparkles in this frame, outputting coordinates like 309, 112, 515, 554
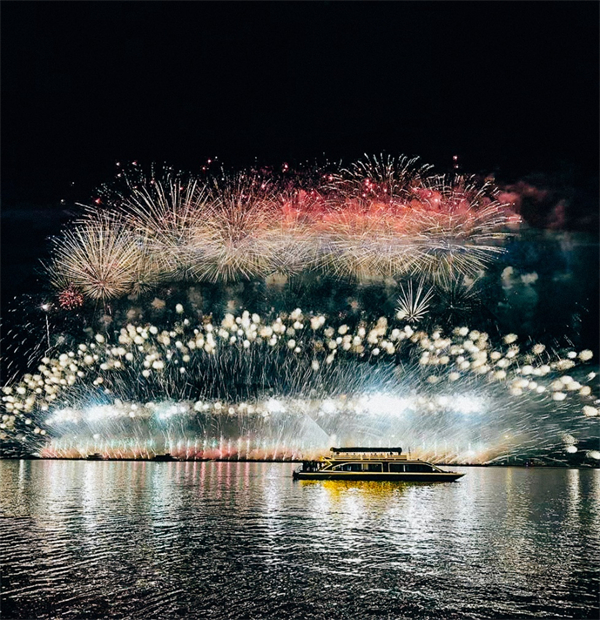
2, 308, 597, 454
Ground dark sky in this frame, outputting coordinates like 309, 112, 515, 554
2, 2, 599, 204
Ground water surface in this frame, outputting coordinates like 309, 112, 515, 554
1, 461, 598, 619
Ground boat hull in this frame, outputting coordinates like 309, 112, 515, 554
293, 471, 464, 482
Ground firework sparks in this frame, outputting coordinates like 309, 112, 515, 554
1, 306, 597, 463
58, 286, 84, 310
396, 280, 434, 323
324, 153, 433, 206
48, 214, 156, 302
6, 157, 592, 465
45, 157, 517, 299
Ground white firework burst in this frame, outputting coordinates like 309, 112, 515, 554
48, 214, 154, 302
396, 280, 434, 322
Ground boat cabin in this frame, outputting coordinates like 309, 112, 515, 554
302, 447, 445, 474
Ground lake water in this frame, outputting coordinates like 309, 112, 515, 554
1, 460, 598, 619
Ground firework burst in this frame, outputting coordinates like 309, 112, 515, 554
191, 172, 281, 282
403, 175, 511, 284
436, 274, 480, 322
58, 286, 84, 310
325, 153, 433, 206
48, 214, 155, 302
97, 167, 210, 281
1, 306, 597, 463
396, 280, 434, 323
45, 156, 517, 301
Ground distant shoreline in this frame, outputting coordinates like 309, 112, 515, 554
0, 456, 597, 469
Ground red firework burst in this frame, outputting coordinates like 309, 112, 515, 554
58, 286, 84, 310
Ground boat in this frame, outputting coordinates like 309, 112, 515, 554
153, 453, 177, 461
86, 453, 104, 461
292, 447, 464, 482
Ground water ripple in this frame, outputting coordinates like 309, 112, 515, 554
1, 461, 598, 619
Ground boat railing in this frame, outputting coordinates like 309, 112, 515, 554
331, 452, 408, 461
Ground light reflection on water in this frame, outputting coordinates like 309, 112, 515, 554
1, 461, 599, 619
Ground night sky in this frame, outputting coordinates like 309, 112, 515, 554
2, 1, 599, 316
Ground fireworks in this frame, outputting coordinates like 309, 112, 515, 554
48, 214, 158, 302
1, 306, 597, 463
402, 176, 510, 285
324, 154, 433, 205
58, 286, 84, 310
2, 156, 596, 466
108, 170, 210, 282
45, 157, 517, 301
436, 274, 480, 321
396, 280, 434, 322
195, 173, 286, 282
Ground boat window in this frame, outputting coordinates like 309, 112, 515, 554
405, 464, 433, 473
336, 463, 363, 471
366, 463, 382, 472
389, 464, 404, 473
302, 460, 321, 472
